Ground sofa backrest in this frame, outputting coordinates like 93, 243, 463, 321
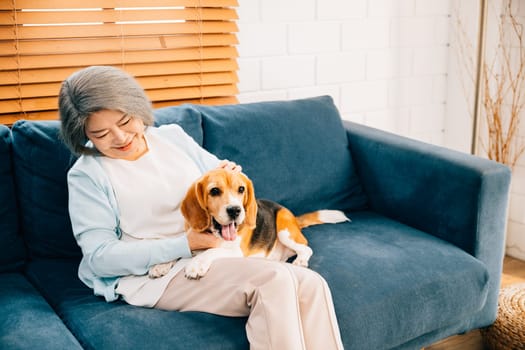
11, 120, 80, 259
195, 95, 368, 215
10, 108, 203, 260
0, 125, 26, 272
153, 105, 204, 144
9, 98, 367, 260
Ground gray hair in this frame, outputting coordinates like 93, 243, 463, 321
59, 66, 154, 156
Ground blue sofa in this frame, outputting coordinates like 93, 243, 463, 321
0, 96, 511, 349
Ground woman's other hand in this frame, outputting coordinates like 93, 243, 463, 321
218, 160, 242, 173
186, 229, 221, 251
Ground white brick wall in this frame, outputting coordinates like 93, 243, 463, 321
237, 0, 450, 145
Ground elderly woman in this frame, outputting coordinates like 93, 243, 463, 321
59, 65, 343, 350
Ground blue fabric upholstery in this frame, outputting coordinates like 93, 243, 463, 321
0, 125, 26, 273
0, 273, 82, 349
22, 211, 491, 350
305, 211, 490, 349
345, 121, 512, 331
154, 105, 204, 145
195, 96, 368, 215
11, 120, 80, 259
24, 260, 249, 350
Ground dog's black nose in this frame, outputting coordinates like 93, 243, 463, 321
226, 205, 241, 219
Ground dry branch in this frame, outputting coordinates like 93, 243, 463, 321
456, 0, 525, 168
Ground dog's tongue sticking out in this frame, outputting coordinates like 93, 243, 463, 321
221, 223, 237, 241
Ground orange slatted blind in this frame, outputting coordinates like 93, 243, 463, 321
0, 0, 239, 125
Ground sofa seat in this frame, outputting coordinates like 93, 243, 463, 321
24, 259, 249, 350
0, 273, 82, 349
24, 211, 489, 350
304, 211, 489, 349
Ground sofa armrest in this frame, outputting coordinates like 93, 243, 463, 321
345, 120, 512, 326
344, 121, 511, 260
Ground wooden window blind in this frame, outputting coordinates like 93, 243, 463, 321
0, 0, 239, 125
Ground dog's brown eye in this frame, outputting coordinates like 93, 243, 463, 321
238, 186, 245, 194
210, 187, 221, 196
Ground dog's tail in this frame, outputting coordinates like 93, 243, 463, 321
296, 210, 350, 229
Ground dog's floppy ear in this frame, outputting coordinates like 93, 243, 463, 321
241, 173, 257, 229
181, 177, 210, 232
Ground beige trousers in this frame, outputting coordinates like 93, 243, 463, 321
155, 257, 344, 350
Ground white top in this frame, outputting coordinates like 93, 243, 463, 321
100, 128, 201, 307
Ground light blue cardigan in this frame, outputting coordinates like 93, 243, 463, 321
67, 124, 220, 302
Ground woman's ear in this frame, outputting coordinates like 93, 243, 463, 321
181, 178, 210, 232
241, 174, 257, 229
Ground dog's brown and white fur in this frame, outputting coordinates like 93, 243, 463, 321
149, 168, 349, 279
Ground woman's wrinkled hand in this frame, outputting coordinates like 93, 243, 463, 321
217, 159, 242, 173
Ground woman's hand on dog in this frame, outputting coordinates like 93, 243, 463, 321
187, 229, 221, 251
218, 160, 242, 173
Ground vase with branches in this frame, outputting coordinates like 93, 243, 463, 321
455, 0, 525, 168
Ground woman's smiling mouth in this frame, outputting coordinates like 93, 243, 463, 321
116, 139, 133, 152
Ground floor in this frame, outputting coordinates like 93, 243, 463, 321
425, 256, 525, 350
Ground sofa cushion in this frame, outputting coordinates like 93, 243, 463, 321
195, 95, 368, 215
25, 259, 249, 350
0, 125, 26, 272
304, 211, 490, 349
11, 112, 203, 259
154, 105, 204, 145
0, 273, 82, 349
11, 120, 80, 259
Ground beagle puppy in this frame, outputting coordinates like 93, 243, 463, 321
149, 168, 349, 279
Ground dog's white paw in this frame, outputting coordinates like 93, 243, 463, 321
292, 246, 313, 267
185, 258, 211, 279
148, 261, 174, 279
293, 256, 310, 267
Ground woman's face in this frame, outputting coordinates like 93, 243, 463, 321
85, 109, 147, 160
